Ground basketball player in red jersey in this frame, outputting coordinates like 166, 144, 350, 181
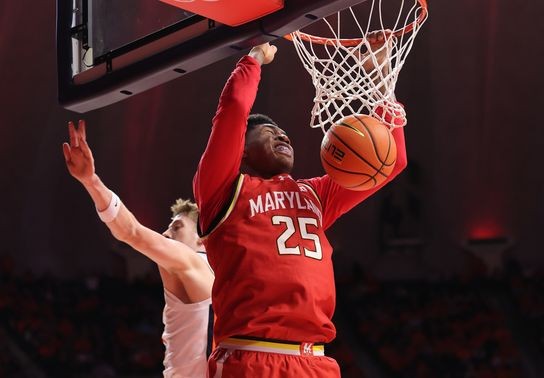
194, 34, 406, 377
63, 120, 214, 377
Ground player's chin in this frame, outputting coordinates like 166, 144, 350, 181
274, 156, 294, 173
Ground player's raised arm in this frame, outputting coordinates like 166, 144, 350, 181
63, 120, 212, 301
193, 43, 277, 232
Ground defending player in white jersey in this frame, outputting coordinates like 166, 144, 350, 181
63, 120, 213, 377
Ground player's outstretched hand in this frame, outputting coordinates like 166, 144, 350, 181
352, 30, 394, 94
249, 43, 277, 65
366, 30, 392, 47
62, 120, 96, 185
364, 29, 394, 68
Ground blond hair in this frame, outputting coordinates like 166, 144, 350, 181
170, 198, 199, 223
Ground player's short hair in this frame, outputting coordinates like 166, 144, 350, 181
170, 198, 199, 223
247, 113, 278, 132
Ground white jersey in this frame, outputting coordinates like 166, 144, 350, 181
162, 253, 212, 378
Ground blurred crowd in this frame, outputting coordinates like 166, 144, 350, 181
3, 254, 544, 377
339, 276, 522, 377
0, 256, 164, 377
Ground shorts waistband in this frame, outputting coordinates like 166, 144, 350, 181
218, 337, 325, 357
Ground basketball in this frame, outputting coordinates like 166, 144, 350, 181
320, 114, 397, 191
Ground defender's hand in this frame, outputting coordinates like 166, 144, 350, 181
62, 120, 96, 185
249, 43, 277, 65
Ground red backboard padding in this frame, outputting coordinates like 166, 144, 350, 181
159, 0, 284, 27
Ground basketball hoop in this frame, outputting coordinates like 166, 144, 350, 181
287, 0, 428, 132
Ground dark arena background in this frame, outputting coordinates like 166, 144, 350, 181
2, 1, 544, 377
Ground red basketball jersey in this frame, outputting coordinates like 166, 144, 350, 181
194, 55, 407, 347
203, 173, 336, 343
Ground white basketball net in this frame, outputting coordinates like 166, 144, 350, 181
289, 0, 428, 133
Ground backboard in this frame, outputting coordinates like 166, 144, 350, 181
57, 0, 368, 113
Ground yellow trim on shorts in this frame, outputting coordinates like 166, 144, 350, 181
219, 337, 325, 356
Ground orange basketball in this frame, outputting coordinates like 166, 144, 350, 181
320, 114, 397, 191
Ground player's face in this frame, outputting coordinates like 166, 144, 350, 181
243, 124, 294, 178
162, 214, 201, 251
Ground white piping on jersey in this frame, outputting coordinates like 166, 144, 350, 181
201, 174, 245, 240
297, 182, 322, 209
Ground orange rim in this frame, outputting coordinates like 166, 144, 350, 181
284, 0, 427, 47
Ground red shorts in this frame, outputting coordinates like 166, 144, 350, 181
207, 346, 340, 378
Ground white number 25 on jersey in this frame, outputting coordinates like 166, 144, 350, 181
271, 216, 322, 260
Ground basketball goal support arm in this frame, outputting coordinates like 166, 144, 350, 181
57, 0, 369, 113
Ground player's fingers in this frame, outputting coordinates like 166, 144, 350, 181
382, 30, 394, 46
68, 121, 78, 147
79, 119, 87, 141
62, 142, 72, 163
367, 29, 391, 47
80, 138, 93, 159
266, 44, 278, 64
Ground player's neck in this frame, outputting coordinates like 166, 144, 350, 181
240, 163, 291, 179
240, 164, 266, 179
